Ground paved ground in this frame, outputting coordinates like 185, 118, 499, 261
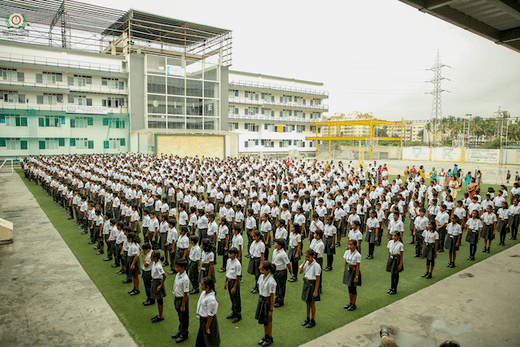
301, 242, 520, 347
0, 172, 137, 347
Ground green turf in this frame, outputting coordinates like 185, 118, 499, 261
17, 169, 519, 347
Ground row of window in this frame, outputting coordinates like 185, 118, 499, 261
244, 139, 315, 148
0, 114, 126, 129
229, 90, 322, 105
238, 123, 310, 133
0, 137, 126, 150
147, 76, 218, 98
228, 107, 321, 119
147, 96, 218, 117
0, 90, 126, 107
1, 67, 125, 89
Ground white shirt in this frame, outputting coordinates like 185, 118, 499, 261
177, 234, 189, 249
301, 260, 321, 280
272, 248, 290, 270
422, 230, 439, 243
289, 232, 301, 248
447, 222, 462, 236
225, 258, 242, 279
309, 239, 325, 258
189, 244, 201, 262
196, 291, 218, 317
466, 218, 483, 232
343, 249, 361, 266
257, 273, 277, 297
387, 240, 404, 255
172, 271, 190, 297
142, 251, 153, 271
231, 233, 243, 250
250, 239, 265, 258
151, 261, 165, 279
482, 212, 497, 225
414, 216, 428, 231
323, 224, 337, 237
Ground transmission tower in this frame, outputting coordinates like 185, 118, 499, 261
426, 50, 449, 145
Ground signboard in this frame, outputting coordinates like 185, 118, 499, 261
467, 149, 499, 164
402, 147, 430, 161
167, 65, 184, 76
3, 13, 28, 37
66, 105, 108, 115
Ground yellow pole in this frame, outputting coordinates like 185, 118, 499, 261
315, 123, 318, 157
328, 123, 331, 153
400, 118, 404, 147
369, 138, 373, 160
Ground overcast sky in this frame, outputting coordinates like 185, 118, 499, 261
85, 0, 520, 121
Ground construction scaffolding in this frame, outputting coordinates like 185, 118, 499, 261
0, 0, 232, 65
306, 118, 405, 160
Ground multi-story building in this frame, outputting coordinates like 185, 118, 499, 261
0, 40, 129, 157
227, 71, 328, 156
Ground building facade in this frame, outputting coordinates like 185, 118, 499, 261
227, 71, 329, 156
0, 40, 129, 158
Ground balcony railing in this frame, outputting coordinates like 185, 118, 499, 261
228, 113, 322, 123
0, 78, 128, 95
228, 97, 329, 111
0, 101, 128, 114
229, 80, 329, 97
0, 52, 123, 73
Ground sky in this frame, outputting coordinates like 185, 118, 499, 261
82, 0, 520, 121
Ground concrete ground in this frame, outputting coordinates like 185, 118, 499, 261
301, 242, 520, 347
0, 172, 137, 347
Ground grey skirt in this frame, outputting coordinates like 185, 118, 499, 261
254, 297, 272, 325
365, 229, 376, 243
324, 236, 336, 255
481, 225, 494, 241
150, 278, 167, 299
421, 243, 436, 261
386, 255, 403, 274
198, 263, 216, 283
247, 257, 261, 277
444, 235, 459, 252
465, 230, 479, 244
287, 246, 302, 262
301, 279, 320, 303
342, 265, 361, 287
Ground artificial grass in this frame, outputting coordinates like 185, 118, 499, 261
17, 169, 519, 347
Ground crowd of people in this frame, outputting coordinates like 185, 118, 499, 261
21, 154, 520, 347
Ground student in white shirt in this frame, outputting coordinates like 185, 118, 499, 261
245, 209, 257, 258
496, 201, 511, 246
386, 231, 403, 295
287, 224, 302, 283
217, 217, 229, 273
247, 230, 266, 294
188, 235, 201, 294
271, 239, 291, 308
445, 215, 462, 268
481, 204, 497, 253
150, 250, 167, 323
224, 247, 242, 323
171, 259, 189, 341
141, 244, 154, 306
231, 225, 244, 262
323, 216, 337, 270
255, 261, 276, 346
364, 210, 379, 260
465, 210, 482, 261
509, 198, 520, 240
421, 221, 438, 279
196, 277, 220, 347
199, 238, 216, 284
299, 249, 321, 329
343, 239, 361, 311
414, 208, 429, 258
127, 233, 142, 295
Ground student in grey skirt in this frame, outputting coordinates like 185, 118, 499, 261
199, 238, 216, 284
126, 233, 142, 296
481, 205, 497, 253
150, 250, 167, 323
421, 221, 438, 279
445, 215, 462, 268
255, 261, 276, 346
343, 240, 361, 311
465, 210, 482, 261
299, 249, 321, 329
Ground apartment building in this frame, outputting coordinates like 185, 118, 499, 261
227, 71, 329, 156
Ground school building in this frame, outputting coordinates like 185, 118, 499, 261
0, 0, 328, 160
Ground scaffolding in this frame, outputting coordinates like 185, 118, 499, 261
306, 118, 405, 159
0, 0, 232, 65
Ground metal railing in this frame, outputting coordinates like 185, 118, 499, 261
0, 52, 123, 73
228, 97, 329, 111
0, 78, 128, 95
228, 113, 322, 123
0, 102, 128, 114
0, 159, 14, 175
229, 80, 329, 97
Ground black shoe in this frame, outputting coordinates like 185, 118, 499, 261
226, 313, 235, 319
305, 319, 316, 328
189, 289, 199, 294
438, 249, 444, 252
288, 277, 296, 282
486, 248, 490, 253
93, 246, 100, 250
81, 231, 87, 234
365, 255, 370, 259
96, 250, 104, 255
408, 241, 414, 244
151, 316, 164, 323
323, 266, 332, 271
251, 287, 259, 294
389, 289, 397, 295
176, 335, 188, 343
447, 262, 452, 267
262, 337, 273, 346
218, 268, 226, 273
144, 300, 155, 306
68, 217, 74, 220
75, 223, 80, 226
128, 289, 136, 294
112, 263, 119, 268
368, 255, 374, 260
422, 272, 428, 277
387, 288, 393, 293
88, 241, 95, 245
172, 333, 181, 339
273, 302, 281, 308
103, 257, 112, 261
301, 318, 310, 326
425, 273, 432, 279
483, 247, 487, 252
130, 290, 140, 296
245, 254, 251, 258
122, 278, 132, 284
117, 270, 124, 275
347, 304, 356, 311
232, 316, 242, 323
344, 303, 352, 309
258, 337, 266, 345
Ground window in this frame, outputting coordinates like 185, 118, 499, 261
309, 141, 316, 148
70, 138, 76, 146
227, 107, 239, 115
261, 108, 274, 117
297, 125, 306, 133
167, 78, 185, 96
282, 125, 295, 133
1, 114, 28, 127
261, 139, 275, 148
0, 91, 25, 103
295, 140, 306, 148
310, 99, 322, 106
261, 93, 274, 103
147, 75, 166, 94
244, 123, 259, 132
295, 111, 306, 119
68, 75, 92, 86
1, 138, 26, 150
295, 96, 306, 105
244, 139, 258, 148
102, 97, 125, 107
36, 72, 62, 84
1, 68, 24, 82
68, 94, 92, 106
103, 138, 125, 149
280, 95, 292, 103
244, 91, 258, 101
280, 110, 292, 118
21, 140, 27, 150
186, 80, 203, 97
88, 140, 94, 149
38, 116, 64, 127
70, 117, 93, 128
228, 123, 238, 131
102, 77, 124, 89
229, 90, 238, 98
244, 107, 259, 115
186, 98, 202, 116
37, 93, 63, 105
102, 117, 126, 128
70, 138, 87, 149
39, 141, 45, 149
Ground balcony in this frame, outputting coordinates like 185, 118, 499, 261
0, 52, 123, 73
229, 80, 328, 97
228, 97, 329, 111
0, 78, 128, 95
0, 101, 128, 114
228, 113, 322, 123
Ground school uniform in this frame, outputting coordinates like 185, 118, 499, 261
421, 229, 439, 263
195, 291, 220, 347
435, 211, 449, 251
323, 224, 337, 255
176, 234, 190, 264
142, 251, 154, 302
272, 248, 290, 306
114, 229, 125, 267
247, 240, 265, 278
445, 222, 462, 253
301, 260, 321, 303
245, 216, 256, 254
231, 233, 244, 259
148, 217, 160, 250
386, 240, 404, 292
309, 238, 325, 291
255, 273, 276, 325
288, 232, 302, 280
172, 270, 190, 337
293, 213, 306, 236
217, 224, 229, 269
343, 249, 362, 293
481, 212, 497, 241
127, 242, 141, 276
509, 204, 520, 239
166, 226, 178, 271
225, 257, 242, 318
207, 220, 218, 246
150, 261, 167, 301
158, 221, 168, 251
188, 244, 201, 289
466, 217, 482, 258
414, 216, 428, 257
199, 250, 216, 283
